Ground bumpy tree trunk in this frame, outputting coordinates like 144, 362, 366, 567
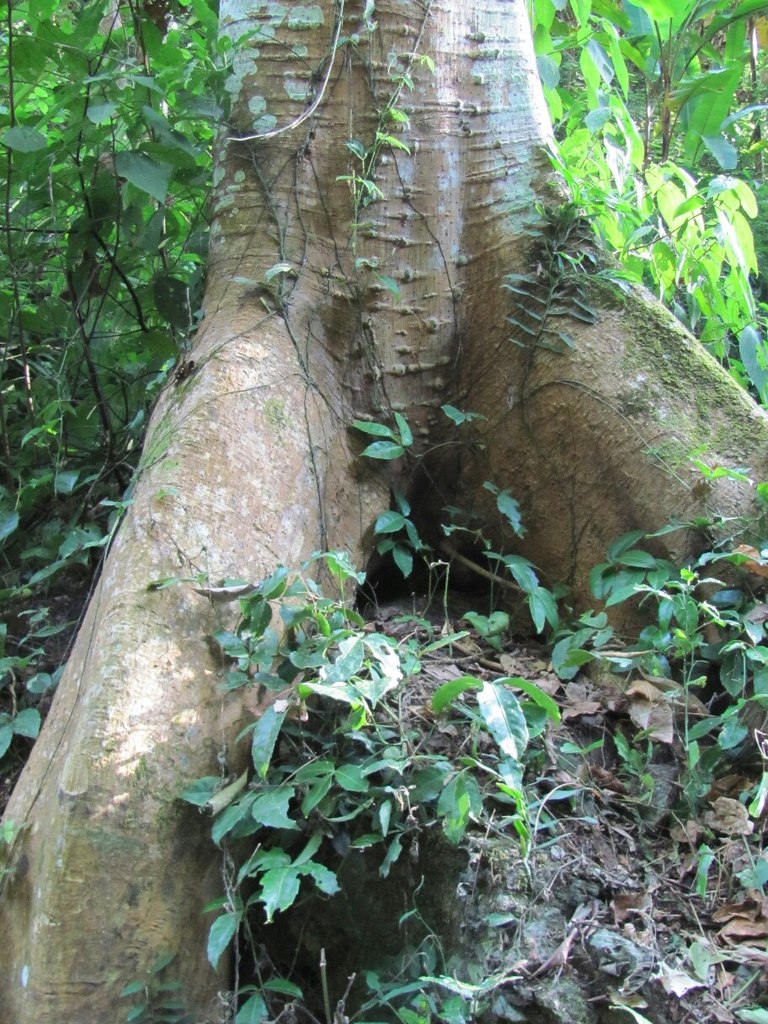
2, 0, 768, 1020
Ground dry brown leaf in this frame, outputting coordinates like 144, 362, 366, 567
626, 680, 663, 701
745, 603, 768, 623
562, 700, 603, 719
734, 544, 768, 578
613, 892, 650, 924
564, 681, 594, 702
717, 917, 768, 942
589, 765, 629, 794
656, 962, 705, 997
703, 796, 754, 836
670, 819, 702, 846
712, 894, 768, 924
627, 686, 675, 744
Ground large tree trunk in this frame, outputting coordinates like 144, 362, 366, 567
2, 0, 768, 1020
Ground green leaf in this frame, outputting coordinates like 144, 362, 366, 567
607, 530, 646, 560
334, 763, 370, 793
179, 776, 222, 807
251, 704, 288, 778
360, 441, 405, 460
441, 404, 483, 425
375, 273, 401, 300
393, 411, 413, 446
739, 326, 768, 405
379, 834, 403, 877
346, 139, 366, 160
477, 682, 528, 762
0, 511, 19, 543
437, 772, 482, 844
374, 511, 406, 534
236, 993, 269, 1024
527, 586, 558, 632
264, 262, 294, 283
392, 544, 413, 578
3, 126, 47, 152
352, 419, 396, 439
736, 1011, 768, 1024
260, 865, 301, 921
431, 676, 483, 713
54, 470, 79, 495
11, 708, 41, 741
115, 151, 172, 202
0, 723, 13, 759
299, 860, 341, 895
119, 981, 146, 997
495, 490, 525, 536
616, 549, 657, 569
251, 786, 298, 829
702, 134, 737, 171
207, 911, 240, 969
87, 102, 118, 124
504, 677, 560, 723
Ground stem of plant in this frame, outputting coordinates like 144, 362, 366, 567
320, 948, 332, 1024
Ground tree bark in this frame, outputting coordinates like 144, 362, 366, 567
2, 0, 768, 1020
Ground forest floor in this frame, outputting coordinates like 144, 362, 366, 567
373, 604, 768, 1024
1, 593, 767, 1024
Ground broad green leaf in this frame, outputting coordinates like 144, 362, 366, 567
54, 470, 79, 495
236, 993, 268, 1024
528, 586, 559, 632
142, 105, 199, 156
616, 549, 657, 569
251, 704, 287, 778
394, 411, 413, 446
11, 708, 40, 741
379, 834, 403, 877
702, 134, 737, 171
115, 151, 172, 202
477, 682, 528, 762
299, 860, 341, 895
374, 511, 406, 534
3, 126, 47, 152
264, 262, 294, 283
207, 911, 240, 969
431, 676, 483, 713
180, 776, 222, 807
392, 543, 413, 578
502, 677, 560, 723
251, 786, 298, 829
495, 490, 525, 536
263, 979, 304, 997
334, 763, 369, 793
87, 102, 118, 124
260, 865, 301, 921
607, 530, 645, 560
360, 440, 405, 460
437, 772, 482, 844
211, 792, 256, 845
739, 326, 768, 405
300, 774, 333, 815
352, 420, 396, 439
375, 274, 401, 300
0, 723, 13, 758
0, 511, 19, 542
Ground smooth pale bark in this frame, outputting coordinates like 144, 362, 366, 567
3, 0, 768, 1021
